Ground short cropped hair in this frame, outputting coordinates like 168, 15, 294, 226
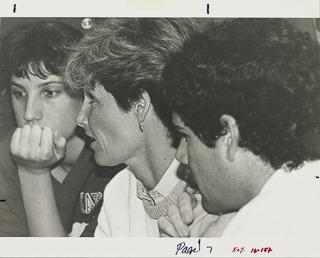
162, 19, 320, 170
65, 18, 197, 146
0, 21, 83, 96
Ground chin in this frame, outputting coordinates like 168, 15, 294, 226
202, 198, 239, 215
201, 197, 225, 215
94, 153, 105, 166
94, 153, 119, 167
94, 156, 107, 166
202, 199, 217, 214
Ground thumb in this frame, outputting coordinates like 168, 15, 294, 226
53, 130, 66, 160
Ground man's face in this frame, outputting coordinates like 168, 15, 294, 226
10, 74, 83, 141
172, 112, 245, 215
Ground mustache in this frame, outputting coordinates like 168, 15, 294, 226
177, 164, 199, 191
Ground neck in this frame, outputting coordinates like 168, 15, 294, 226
127, 119, 176, 190
241, 151, 276, 201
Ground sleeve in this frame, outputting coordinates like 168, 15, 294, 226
0, 131, 29, 237
0, 199, 28, 237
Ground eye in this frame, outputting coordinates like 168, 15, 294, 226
86, 92, 97, 104
43, 89, 61, 98
11, 90, 26, 99
88, 99, 96, 104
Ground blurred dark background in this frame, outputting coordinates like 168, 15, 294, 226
0, 18, 319, 136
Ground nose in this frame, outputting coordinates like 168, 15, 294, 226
175, 137, 188, 165
75, 102, 89, 128
24, 96, 43, 122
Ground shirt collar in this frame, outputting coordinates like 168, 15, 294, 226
136, 158, 181, 205
152, 158, 181, 197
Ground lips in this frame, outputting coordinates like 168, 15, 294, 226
90, 140, 97, 149
85, 131, 96, 146
85, 131, 95, 140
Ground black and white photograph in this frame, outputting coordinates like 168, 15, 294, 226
0, 1, 319, 257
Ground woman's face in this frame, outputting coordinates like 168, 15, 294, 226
10, 73, 83, 141
76, 84, 143, 166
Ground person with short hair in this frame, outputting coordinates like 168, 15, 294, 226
65, 18, 218, 237
0, 21, 124, 237
160, 18, 320, 237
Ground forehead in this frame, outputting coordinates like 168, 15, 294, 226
11, 73, 63, 88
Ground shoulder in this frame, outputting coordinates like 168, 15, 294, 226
0, 128, 15, 163
222, 162, 320, 237
0, 128, 28, 237
102, 167, 134, 194
0, 128, 19, 193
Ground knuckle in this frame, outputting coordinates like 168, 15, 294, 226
28, 153, 36, 160
10, 148, 18, 156
10, 142, 17, 153
20, 149, 29, 158
41, 150, 51, 161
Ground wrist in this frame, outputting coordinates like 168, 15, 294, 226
17, 166, 51, 176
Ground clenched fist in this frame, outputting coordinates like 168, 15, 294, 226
10, 125, 66, 171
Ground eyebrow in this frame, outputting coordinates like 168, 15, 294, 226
10, 81, 64, 89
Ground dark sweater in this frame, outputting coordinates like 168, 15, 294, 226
0, 129, 124, 236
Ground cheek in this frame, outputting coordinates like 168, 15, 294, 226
11, 97, 21, 112
58, 99, 83, 120
52, 117, 77, 139
88, 112, 103, 134
11, 101, 25, 125
187, 145, 204, 175
66, 98, 83, 114
50, 100, 81, 137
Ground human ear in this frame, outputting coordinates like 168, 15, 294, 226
134, 91, 151, 123
220, 114, 240, 162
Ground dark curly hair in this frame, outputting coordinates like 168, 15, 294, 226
162, 18, 320, 170
65, 18, 198, 147
0, 21, 83, 97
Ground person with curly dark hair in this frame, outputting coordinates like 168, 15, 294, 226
159, 18, 320, 237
